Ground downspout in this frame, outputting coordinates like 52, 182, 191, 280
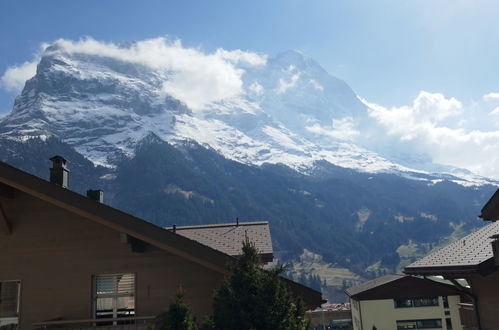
448, 278, 482, 330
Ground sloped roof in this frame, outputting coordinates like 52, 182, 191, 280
346, 274, 460, 300
405, 221, 499, 276
345, 274, 404, 297
165, 222, 273, 260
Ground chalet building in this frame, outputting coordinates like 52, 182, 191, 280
345, 274, 463, 330
0, 157, 322, 329
405, 189, 499, 330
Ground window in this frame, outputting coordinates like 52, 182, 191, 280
394, 297, 438, 308
0, 281, 20, 328
93, 274, 135, 322
413, 297, 439, 307
445, 318, 452, 330
394, 298, 413, 308
397, 319, 442, 329
442, 296, 449, 309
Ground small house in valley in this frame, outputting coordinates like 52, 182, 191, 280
0, 157, 322, 329
345, 274, 463, 330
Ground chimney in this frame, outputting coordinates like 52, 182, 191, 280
49, 156, 69, 188
87, 189, 104, 203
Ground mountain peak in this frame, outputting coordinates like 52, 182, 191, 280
0, 43, 492, 186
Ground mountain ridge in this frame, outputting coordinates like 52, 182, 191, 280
1, 43, 493, 187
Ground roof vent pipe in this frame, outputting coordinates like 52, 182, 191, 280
49, 156, 69, 188
87, 189, 104, 203
172, 224, 176, 233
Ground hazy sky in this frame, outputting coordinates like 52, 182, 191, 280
2, 0, 499, 112
2, 0, 499, 177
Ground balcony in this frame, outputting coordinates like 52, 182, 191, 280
458, 303, 479, 330
32, 316, 155, 330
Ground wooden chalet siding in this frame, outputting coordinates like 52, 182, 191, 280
468, 273, 499, 330
0, 190, 224, 329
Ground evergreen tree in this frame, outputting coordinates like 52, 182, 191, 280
212, 240, 309, 330
155, 290, 197, 330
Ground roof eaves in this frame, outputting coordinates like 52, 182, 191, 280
345, 274, 405, 298
404, 259, 496, 277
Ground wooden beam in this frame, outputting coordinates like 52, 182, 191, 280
0, 202, 11, 235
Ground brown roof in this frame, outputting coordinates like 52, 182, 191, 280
166, 222, 273, 261
346, 274, 461, 300
405, 221, 499, 276
345, 274, 404, 297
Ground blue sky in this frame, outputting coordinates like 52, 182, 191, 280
1, 0, 499, 114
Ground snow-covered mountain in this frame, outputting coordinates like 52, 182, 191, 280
0, 42, 493, 186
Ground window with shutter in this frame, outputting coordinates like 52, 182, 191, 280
93, 274, 135, 324
0, 281, 20, 329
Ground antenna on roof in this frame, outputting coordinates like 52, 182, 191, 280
236, 217, 239, 226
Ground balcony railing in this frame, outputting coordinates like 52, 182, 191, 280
458, 303, 479, 330
32, 316, 155, 330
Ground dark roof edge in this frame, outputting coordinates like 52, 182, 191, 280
346, 275, 462, 300
345, 275, 404, 298
165, 221, 269, 230
404, 265, 478, 276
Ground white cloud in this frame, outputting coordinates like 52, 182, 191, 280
1, 60, 38, 92
364, 91, 499, 178
483, 92, 499, 101
215, 48, 267, 66
1, 37, 266, 111
248, 82, 264, 96
309, 79, 324, 91
277, 73, 301, 94
306, 117, 359, 141
1, 43, 49, 92
366, 91, 462, 140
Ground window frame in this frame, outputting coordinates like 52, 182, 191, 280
0, 280, 21, 328
394, 296, 439, 308
92, 273, 136, 324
